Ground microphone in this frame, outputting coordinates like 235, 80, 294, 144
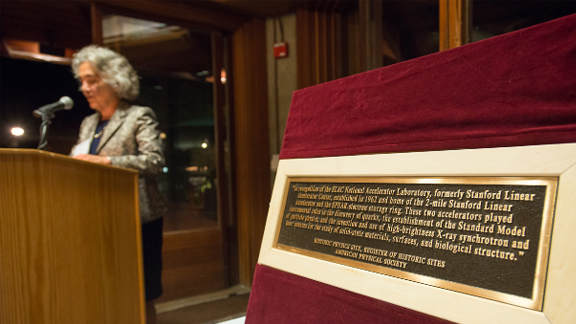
33, 96, 74, 117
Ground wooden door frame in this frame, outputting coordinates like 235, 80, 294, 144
439, 0, 471, 51
231, 19, 270, 285
87, 0, 270, 287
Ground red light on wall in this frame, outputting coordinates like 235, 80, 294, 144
274, 42, 288, 58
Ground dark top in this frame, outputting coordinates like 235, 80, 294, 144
89, 120, 109, 155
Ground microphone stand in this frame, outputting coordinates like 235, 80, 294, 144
36, 110, 55, 150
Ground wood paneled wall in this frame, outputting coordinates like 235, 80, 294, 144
296, 0, 383, 89
296, 9, 346, 89
232, 18, 271, 285
159, 229, 227, 301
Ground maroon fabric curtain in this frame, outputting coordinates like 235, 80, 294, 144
246, 264, 455, 324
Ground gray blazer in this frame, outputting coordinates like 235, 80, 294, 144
71, 101, 167, 223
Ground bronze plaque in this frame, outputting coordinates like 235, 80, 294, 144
274, 177, 557, 310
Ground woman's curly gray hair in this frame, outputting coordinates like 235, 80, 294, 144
72, 45, 139, 101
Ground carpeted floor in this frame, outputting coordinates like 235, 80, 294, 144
157, 294, 249, 324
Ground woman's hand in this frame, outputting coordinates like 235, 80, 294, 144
73, 154, 111, 165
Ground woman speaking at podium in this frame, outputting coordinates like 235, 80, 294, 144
69, 45, 166, 324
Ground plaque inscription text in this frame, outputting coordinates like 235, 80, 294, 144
275, 177, 557, 309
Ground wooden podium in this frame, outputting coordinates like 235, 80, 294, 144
0, 149, 144, 324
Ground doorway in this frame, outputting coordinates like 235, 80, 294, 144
99, 12, 238, 304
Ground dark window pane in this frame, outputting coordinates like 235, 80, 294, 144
472, 0, 576, 42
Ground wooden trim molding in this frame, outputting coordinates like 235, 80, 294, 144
90, 3, 103, 45
232, 19, 271, 285
439, 0, 471, 51
212, 30, 234, 287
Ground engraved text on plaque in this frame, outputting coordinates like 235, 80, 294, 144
274, 177, 557, 310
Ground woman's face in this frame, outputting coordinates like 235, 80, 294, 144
78, 62, 119, 113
